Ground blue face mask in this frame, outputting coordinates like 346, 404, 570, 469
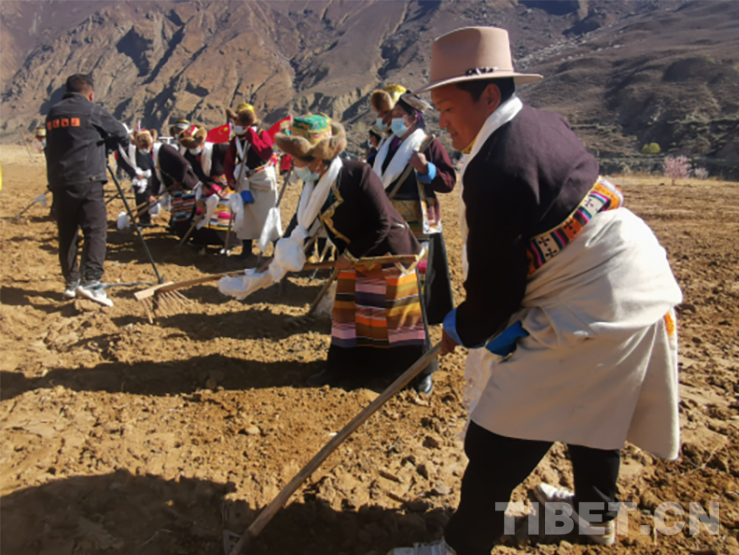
376, 117, 387, 132
295, 164, 321, 183
391, 117, 409, 137
189, 147, 202, 156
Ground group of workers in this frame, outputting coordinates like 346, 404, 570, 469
39, 26, 683, 554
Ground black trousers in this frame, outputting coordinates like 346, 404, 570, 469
444, 421, 620, 555
421, 234, 454, 326
53, 183, 108, 283
134, 188, 152, 224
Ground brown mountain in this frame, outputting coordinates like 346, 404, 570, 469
1, 0, 738, 176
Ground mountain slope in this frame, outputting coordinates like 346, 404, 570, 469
1, 0, 737, 174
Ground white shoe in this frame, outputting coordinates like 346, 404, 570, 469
76, 280, 114, 307
387, 539, 456, 555
63, 280, 80, 299
534, 483, 615, 546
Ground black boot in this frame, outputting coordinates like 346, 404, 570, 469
412, 374, 434, 395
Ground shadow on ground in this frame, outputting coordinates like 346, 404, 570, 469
0, 470, 451, 555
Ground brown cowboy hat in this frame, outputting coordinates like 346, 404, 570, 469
413, 26, 542, 94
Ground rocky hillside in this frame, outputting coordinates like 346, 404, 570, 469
1, 0, 738, 174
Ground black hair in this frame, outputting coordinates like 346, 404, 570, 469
66, 74, 94, 94
396, 97, 426, 130
456, 77, 515, 103
368, 128, 382, 141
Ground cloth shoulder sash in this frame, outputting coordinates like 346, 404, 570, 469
372, 128, 426, 188
118, 143, 139, 174
200, 142, 214, 177
152, 143, 164, 186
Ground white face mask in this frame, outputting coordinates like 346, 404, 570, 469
375, 117, 387, 132
233, 125, 246, 135
391, 117, 409, 138
138, 148, 150, 155
189, 147, 202, 156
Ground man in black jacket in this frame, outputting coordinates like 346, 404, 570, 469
45, 74, 129, 306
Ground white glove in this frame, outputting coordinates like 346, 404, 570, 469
116, 211, 131, 230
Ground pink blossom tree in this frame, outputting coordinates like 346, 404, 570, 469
663, 155, 690, 185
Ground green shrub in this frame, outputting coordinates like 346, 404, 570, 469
641, 143, 661, 155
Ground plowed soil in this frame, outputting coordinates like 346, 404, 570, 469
1, 146, 738, 555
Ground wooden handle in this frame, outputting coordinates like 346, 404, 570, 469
305, 268, 340, 317
15, 192, 50, 219
156, 271, 240, 293
155, 253, 421, 296
177, 215, 203, 247
227, 343, 441, 555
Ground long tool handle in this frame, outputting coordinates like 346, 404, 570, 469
107, 165, 164, 284
14, 191, 49, 219
156, 270, 242, 293
305, 268, 339, 317
19, 130, 36, 163
177, 215, 203, 247
227, 343, 442, 555
151, 254, 419, 296
134, 185, 172, 214
223, 213, 234, 257
105, 186, 134, 206
154, 261, 337, 295
275, 169, 292, 208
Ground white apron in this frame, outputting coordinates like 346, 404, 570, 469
234, 165, 278, 241
468, 208, 683, 459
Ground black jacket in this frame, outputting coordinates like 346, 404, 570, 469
117, 147, 160, 197
319, 160, 421, 260
457, 104, 599, 347
45, 92, 129, 190
183, 143, 229, 193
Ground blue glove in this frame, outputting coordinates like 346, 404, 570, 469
241, 190, 255, 204
485, 321, 529, 356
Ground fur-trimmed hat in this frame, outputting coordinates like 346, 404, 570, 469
169, 118, 190, 137
135, 129, 153, 147
370, 84, 407, 113
226, 103, 258, 128
274, 114, 346, 161
178, 125, 207, 149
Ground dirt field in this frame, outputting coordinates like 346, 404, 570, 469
1, 145, 737, 555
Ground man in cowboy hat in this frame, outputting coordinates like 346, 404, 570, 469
388, 27, 682, 555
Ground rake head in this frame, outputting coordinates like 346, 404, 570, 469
135, 283, 194, 323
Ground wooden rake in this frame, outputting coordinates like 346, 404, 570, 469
133, 261, 341, 323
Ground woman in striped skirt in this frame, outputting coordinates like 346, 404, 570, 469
274, 114, 437, 394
